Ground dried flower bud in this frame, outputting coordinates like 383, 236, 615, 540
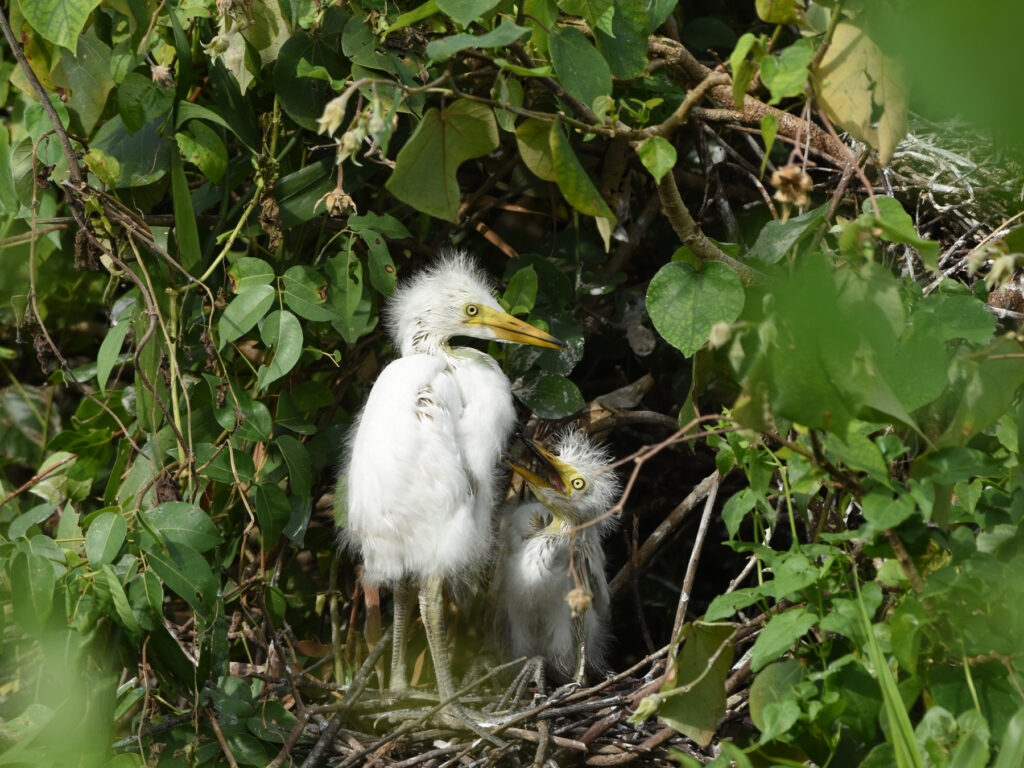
216, 0, 234, 16
565, 586, 592, 618
771, 164, 813, 208
708, 321, 732, 349
150, 63, 174, 88
318, 186, 357, 217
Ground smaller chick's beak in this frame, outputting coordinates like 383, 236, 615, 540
505, 436, 575, 496
467, 305, 567, 349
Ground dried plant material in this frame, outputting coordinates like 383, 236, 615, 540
813, 20, 907, 166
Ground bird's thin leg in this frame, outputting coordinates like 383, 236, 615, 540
572, 614, 588, 685
419, 575, 505, 745
419, 575, 458, 705
390, 580, 413, 693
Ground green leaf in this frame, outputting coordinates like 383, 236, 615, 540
275, 435, 312, 502
274, 32, 346, 132
117, 72, 174, 136
761, 38, 815, 105
594, 0, 649, 79
257, 310, 303, 391
749, 203, 826, 264
912, 447, 1003, 485
824, 429, 891, 487
96, 565, 141, 636
550, 119, 616, 219
503, 266, 538, 316
97, 319, 132, 394
994, 706, 1024, 768
549, 27, 612, 113
749, 659, 803, 737
357, 230, 397, 297
516, 119, 557, 182
348, 212, 412, 240
176, 121, 227, 185
386, 100, 499, 222
756, 0, 803, 24
8, 503, 58, 539
426, 20, 530, 60
729, 33, 759, 108
219, 284, 275, 349
387, 0, 440, 33
228, 257, 276, 292
750, 606, 818, 671
760, 114, 777, 176
436, 0, 500, 26
0, 120, 18, 213
513, 371, 585, 419
864, 197, 941, 270
646, 261, 744, 356
52, 31, 114, 134
19, 0, 102, 50
10, 551, 55, 635
253, 482, 290, 546
282, 266, 341, 321
659, 622, 734, 748
91, 116, 173, 187
557, 0, 613, 27
909, 295, 994, 344
129, 570, 164, 629
638, 136, 677, 184
85, 510, 128, 568
325, 246, 364, 324
170, 151, 202, 273
144, 502, 222, 553
144, 540, 217, 615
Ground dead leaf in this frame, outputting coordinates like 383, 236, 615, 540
813, 20, 907, 165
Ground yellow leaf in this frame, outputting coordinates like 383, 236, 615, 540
813, 20, 907, 166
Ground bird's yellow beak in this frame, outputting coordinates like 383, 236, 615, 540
465, 305, 566, 349
505, 438, 576, 497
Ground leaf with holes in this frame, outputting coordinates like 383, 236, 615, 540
813, 20, 907, 165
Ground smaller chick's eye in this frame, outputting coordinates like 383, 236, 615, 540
465, 304, 479, 317
571, 477, 586, 491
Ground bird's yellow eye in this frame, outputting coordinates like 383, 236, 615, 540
570, 477, 586, 492
464, 304, 480, 317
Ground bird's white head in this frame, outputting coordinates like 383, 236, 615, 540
506, 429, 621, 527
386, 251, 566, 357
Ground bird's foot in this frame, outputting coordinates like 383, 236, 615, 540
433, 704, 508, 748
495, 656, 547, 713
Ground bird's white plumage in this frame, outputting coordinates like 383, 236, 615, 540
344, 350, 514, 585
495, 430, 621, 678
340, 252, 547, 586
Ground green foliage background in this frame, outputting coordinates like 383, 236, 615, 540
2, 0, 1024, 765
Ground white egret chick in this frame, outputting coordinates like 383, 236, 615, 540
339, 252, 565, 716
495, 430, 621, 682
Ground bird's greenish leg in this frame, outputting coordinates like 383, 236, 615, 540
419, 575, 457, 704
419, 576, 507, 745
390, 580, 413, 693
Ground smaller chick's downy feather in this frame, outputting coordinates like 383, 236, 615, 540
495, 430, 621, 680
